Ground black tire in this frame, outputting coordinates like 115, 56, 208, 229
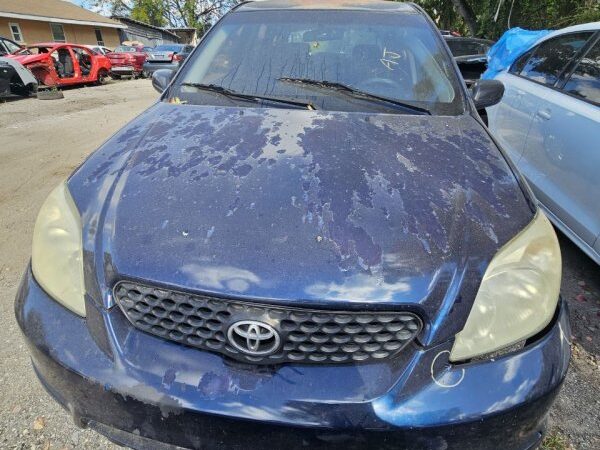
97, 70, 108, 85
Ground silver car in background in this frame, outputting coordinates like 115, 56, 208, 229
488, 22, 600, 264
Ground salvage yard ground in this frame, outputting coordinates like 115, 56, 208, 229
0, 80, 598, 449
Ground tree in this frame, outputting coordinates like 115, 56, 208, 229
88, 0, 241, 30
449, 0, 478, 36
411, 0, 600, 39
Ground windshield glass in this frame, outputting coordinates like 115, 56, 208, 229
154, 45, 183, 52
172, 10, 464, 115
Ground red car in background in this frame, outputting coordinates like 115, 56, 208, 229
106, 45, 150, 79
8, 42, 111, 87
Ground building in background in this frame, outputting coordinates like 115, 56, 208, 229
163, 27, 199, 46
112, 16, 180, 47
0, 0, 124, 48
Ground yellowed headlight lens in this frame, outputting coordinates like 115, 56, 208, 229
450, 212, 561, 362
31, 182, 86, 317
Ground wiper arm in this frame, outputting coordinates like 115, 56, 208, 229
180, 82, 317, 110
278, 78, 430, 115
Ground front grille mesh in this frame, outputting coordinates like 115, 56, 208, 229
114, 281, 422, 364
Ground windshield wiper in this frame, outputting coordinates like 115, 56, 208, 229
180, 82, 317, 110
278, 78, 430, 115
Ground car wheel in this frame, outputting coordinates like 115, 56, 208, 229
97, 70, 109, 85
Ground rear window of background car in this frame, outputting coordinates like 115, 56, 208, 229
563, 38, 600, 104
518, 32, 594, 86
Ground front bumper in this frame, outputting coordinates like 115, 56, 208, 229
16, 268, 571, 450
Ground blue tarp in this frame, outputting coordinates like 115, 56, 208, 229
482, 27, 552, 79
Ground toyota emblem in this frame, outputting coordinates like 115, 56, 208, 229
227, 320, 280, 356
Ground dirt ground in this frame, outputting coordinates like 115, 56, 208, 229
0, 79, 598, 450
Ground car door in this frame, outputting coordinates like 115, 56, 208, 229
520, 32, 600, 246
72, 46, 96, 81
50, 45, 79, 85
487, 47, 539, 164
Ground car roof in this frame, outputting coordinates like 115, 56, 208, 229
236, 0, 417, 13
535, 21, 600, 46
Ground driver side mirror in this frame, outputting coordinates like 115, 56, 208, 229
152, 69, 175, 93
469, 79, 504, 109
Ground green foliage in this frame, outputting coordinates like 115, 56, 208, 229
411, 0, 600, 39
130, 0, 167, 27
90, 0, 241, 31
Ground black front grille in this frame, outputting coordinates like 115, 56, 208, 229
114, 281, 422, 364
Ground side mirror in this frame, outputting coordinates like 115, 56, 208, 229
152, 69, 175, 93
470, 79, 504, 109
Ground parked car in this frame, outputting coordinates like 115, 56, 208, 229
444, 36, 495, 86
488, 22, 600, 264
16, 1, 569, 450
85, 45, 113, 56
1, 36, 37, 96
0, 35, 22, 56
106, 45, 149, 79
142, 43, 194, 76
7, 42, 111, 87
0, 57, 37, 96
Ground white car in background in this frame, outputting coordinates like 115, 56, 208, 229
85, 45, 113, 55
487, 22, 600, 264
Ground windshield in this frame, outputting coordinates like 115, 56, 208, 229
154, 45, 184, 52
171, 10, 464, 115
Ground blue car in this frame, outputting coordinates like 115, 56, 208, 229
16, 1, 570, 449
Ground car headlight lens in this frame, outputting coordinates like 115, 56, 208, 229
450, 212, 561, 362
31, 182, 86, 317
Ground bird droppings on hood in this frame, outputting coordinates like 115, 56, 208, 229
162, 368, 177, 389
68, 103, 533, 343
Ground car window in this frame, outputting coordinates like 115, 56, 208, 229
562, 38, 600, 105
114, 46, 136, 53
4, 39, 20, 53
509, 48, 535, 75
154, 45, 183, 52
520, 32, 593, 85
175, 10, 464, 115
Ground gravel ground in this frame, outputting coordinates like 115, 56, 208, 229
0, 79, 598, 449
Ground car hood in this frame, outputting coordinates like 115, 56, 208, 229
69, 103, 533, 344
9, 53, 46, 65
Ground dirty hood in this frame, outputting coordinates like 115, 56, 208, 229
70, 103, 533, 342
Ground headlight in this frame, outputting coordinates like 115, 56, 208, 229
31, 182, 86, 316
450, 212, 561, 362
